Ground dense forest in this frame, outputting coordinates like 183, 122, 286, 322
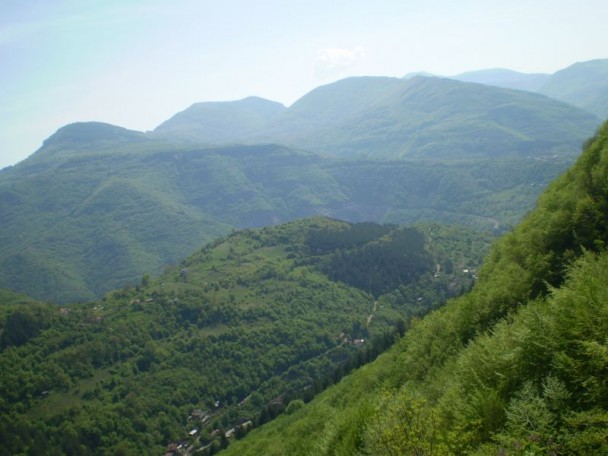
0, 135, 573, 304
221, 121, 608, 455
0, 218, 490, 455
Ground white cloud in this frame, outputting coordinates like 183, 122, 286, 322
314, 46, 365, 79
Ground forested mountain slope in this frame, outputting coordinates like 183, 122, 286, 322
0, 63, 602, 303
0, 124, 568, 303
539, 58, 608, 119
153, 96, 286, 143
221, 121, 608, 455
261, 76, 599, 159
0, 218, 490, 455
157, 76, 599, 160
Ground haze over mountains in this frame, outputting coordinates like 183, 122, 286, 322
155, 75, 599, 159
450, 58, 608, 119
2, 57, 608, 455
0, 59, 605, 303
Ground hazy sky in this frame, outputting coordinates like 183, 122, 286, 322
1, 0, 607, 169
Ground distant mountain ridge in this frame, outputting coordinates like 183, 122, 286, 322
449, 58, 608, 119
0, 58, 605, 302
451, 68, 550, 91
538, 59, 608, 119
153, 96, 286, 143
38, 122, 149, 156
154, 75, 598, 160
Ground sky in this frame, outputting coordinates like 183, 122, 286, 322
1, 0, 607, 169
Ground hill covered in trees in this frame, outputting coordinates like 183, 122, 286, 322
0, 116, 588, 303
1, 60, 601, 303
221, 121, 608, 455
157, 75, 598, 160
0, 218, 490, 455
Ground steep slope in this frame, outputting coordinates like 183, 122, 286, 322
451, 68, 550, 92
221, 122, 608, 455
539, 58, 608, 119
0, 218, 490, 455
152, 96, 286, 143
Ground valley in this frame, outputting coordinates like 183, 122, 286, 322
1, 56, 607, 455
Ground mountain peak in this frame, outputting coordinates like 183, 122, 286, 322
42, 122, 145, 148
183, 96, 285, 113
152, 96, 286, 143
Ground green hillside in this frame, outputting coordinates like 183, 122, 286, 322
167, 76, 599, 160
0, 217, 490, 455
221, 121, 608, 455
153, 97, 286, 143
0, 126, 569, 302
303, 76, 597, 159
0, 67, 602, 303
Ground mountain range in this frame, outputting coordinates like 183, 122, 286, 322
155, 75, 599, 159
450, 58, 608, 119
1, 57, 608, 455
0, 59, 605, 303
